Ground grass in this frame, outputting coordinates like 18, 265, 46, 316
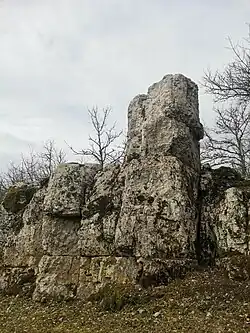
0, 267, 249, 333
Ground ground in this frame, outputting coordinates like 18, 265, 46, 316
0, 267, 249, 333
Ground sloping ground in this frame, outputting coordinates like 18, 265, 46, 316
0, 267, 249, 333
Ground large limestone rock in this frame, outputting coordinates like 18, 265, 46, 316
0, 74, 205, 301
115, 74, 203, 269
115, 157, 199, 259
199, 166, 250, 279
32, 74, 204, 301
126, 74, 203, 169
215, 187, 249, 255
3, 74, 249, 302
199, 166, 249, 260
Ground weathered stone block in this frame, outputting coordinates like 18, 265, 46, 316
43, 163, 100, 217
115, 156, 199, 259
42, 216, 80, 256
77, 256, 138, 300
33, 255, 80, 302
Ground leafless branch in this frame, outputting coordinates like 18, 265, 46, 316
0, 140, 66, 192
202, 32, 250, 103
200, 103, 250, 177
68, 106, 124, 168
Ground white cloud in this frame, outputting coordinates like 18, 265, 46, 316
1, 0, 250, 167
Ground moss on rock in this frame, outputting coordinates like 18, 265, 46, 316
2, 183, 37, 213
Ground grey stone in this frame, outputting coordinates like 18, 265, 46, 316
33, 255, 80, 302
43, 163, 100, 217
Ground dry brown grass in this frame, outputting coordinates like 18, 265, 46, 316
0, 267, 249, 333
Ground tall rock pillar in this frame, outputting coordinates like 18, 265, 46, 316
115, 74, 204, 267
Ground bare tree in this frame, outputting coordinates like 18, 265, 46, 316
68, 107, 123, 169
203, 33, 250, 104
200, 103, 250, 177
0, 140, 66, 191
201, 28, 250, 176
38, 140, 66, 178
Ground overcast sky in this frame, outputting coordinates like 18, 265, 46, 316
1, 0, 250, 169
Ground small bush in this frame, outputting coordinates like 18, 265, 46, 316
90, 282, 152, 312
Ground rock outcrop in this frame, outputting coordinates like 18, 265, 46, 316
0, 74, 249, 301
115, 74, 203, 265
199, 165, 250, 279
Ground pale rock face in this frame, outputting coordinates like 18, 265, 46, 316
44, 163, 100, 217
126, 74, 203, 170
199, 166, 250, 267
79, 214, 112, 256
115, 156, 198, 259
41, 216, 80, 256
0, 74, 206, 301
116, 74, 202, 263
79, 164, 124, 256
215, 187, 249, 255
33, 255, 80, 301
3, 224, 42, 268
22, 187, 46, 226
